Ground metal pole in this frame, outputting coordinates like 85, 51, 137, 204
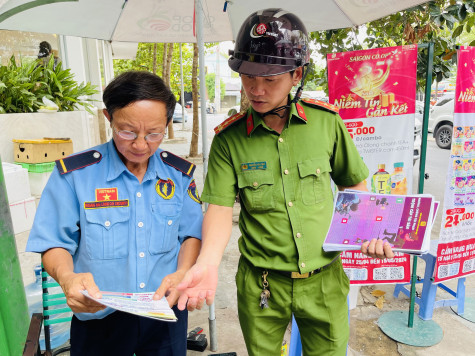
0, 157, 30, 356
408, 42, 434, 328
196, 0, 209, 177
180, 43, 186, 131
215, 43, 221, 113
196, 0, 215, 350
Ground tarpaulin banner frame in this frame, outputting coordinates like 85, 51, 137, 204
327, 45, 419, 285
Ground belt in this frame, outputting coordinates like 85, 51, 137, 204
270, 257, 339, 279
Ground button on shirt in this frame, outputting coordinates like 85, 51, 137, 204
26, 140, 203, 320
201, 98, 368, 273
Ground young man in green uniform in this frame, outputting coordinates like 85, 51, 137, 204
178, 8, 394, 355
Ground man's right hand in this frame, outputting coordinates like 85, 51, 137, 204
59, 272, 105, 314
176, 263, 219, 311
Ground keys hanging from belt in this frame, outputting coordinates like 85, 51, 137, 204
260, 270, 271, 309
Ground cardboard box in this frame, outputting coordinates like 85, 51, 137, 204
2, 162, 31, 203
9, 196, 36, 234
12, 138, 73, 164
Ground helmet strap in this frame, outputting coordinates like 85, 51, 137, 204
261, 102, 290, 119
261, 64, 309, 119
291, 64, 310, 104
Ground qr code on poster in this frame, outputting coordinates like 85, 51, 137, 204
463, 259, 475, 273
343, 268, 368, 281
373, 267, 404, 280
438, 263, 460, 278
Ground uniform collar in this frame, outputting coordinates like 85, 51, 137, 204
106, 140, 162, 182
246, 95, 307, 137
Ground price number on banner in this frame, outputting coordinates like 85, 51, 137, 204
344, 121, 375, 139
445, 208, 475, 228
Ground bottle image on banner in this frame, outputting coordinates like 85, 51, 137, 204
389, 162, 407, 195
371, 164, 390, 194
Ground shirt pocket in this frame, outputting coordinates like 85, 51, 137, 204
149, 203, 181, 254
298, 158, 332, 206
84, 207, 130, 260
237, 170, 275, 213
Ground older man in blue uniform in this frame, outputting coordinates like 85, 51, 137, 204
27, 71, 203, 355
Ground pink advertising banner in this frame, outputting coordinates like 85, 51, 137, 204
327, 45, 419, 285
435, 46, 475, 283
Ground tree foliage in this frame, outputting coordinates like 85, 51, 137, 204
205, 73, 225, 102
307, 0, 475, 92
113, 43, 194, 100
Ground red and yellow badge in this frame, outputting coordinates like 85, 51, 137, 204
95, 188, 118, 201
187, 179, 201, 204
156, 178, 175, 200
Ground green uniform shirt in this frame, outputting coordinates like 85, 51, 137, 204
201, 98, 369, 273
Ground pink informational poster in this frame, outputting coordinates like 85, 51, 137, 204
435, 46, 475, 283
327, 46, 418, 284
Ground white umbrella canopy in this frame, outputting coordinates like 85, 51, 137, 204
226, 0, 431, 35
0, 0, 430, 43
0, 0, 233, 42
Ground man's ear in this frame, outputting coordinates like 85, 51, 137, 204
292, 67, 303, 86
103, 109, 112, 123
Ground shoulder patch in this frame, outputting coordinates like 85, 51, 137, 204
214, 111, 247, 134
56, 150, 102, 174
301, 98, 339, 114
160, 151, 196, 177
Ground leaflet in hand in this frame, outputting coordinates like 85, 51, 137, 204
323, 191, 437, 255
81, 291, 177, 322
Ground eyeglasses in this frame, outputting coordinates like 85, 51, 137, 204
113, 128, 165, 143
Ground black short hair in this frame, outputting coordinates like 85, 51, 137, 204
38, 41, 52, 59
103, 71, 176, 124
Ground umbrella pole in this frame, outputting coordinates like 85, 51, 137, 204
196, 0, 217, 351
378, 42, 443, 346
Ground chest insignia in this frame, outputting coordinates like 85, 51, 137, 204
95, 188, 118, 201
84, 200, 129, 209
187, 179, 201, 204
156, 178, 175, 200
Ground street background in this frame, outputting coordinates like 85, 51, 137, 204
15, 110, 475, 355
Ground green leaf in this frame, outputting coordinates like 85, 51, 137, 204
453, 25, 464, 38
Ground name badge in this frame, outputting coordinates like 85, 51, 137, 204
241, 162, 267, 171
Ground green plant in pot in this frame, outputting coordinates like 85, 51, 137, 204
0, 56, 98, 114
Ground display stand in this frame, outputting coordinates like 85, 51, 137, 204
451, 297, 475, 323
377, 42, 443, 347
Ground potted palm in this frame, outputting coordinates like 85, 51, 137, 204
0, 56, 99, 163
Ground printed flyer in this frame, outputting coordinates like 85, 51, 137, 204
323, 191, 435, 254
82, 291, 177, 321
327, 45, 418, 284
435, 46, 475, 283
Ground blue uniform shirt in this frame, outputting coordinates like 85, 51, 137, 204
26, 140, 203, 320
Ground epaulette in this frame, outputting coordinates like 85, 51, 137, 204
160, 151, 196, 177
301, 98, 339, 114
214, 111, 247, 134
55, 150, 102, 175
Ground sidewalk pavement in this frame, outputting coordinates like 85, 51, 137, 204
15, 121, 475, 356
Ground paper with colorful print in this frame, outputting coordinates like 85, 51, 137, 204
81, 291, 177, 322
